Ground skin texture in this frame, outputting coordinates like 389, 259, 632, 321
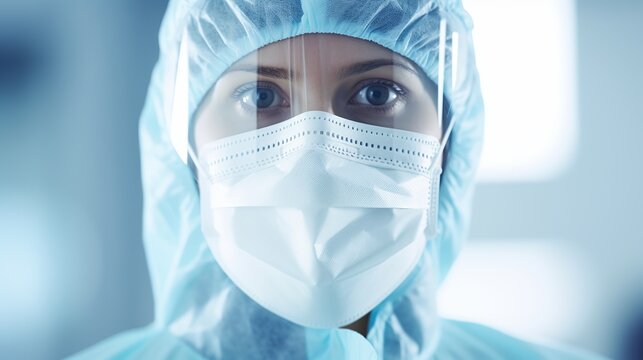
192, 34, 441, 337
193, 33, 441, 147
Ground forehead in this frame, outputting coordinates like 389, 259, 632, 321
231, 33, 413, 71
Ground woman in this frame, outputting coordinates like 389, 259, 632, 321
74, 0, 603, 358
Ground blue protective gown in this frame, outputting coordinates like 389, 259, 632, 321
72, 0, 606, 358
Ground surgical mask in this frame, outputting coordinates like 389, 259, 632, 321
198, 111, 443, 328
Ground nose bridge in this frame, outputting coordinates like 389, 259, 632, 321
290, 35, 334, 114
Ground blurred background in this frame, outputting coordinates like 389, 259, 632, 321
0, 0, 641, 359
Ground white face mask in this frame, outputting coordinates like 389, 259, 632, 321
198, 111, 442, 328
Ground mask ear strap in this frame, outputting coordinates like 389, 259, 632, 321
189, 146, 212, 184
429, 19, 459, 173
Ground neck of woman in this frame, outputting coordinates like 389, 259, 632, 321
341, 313, 370, 337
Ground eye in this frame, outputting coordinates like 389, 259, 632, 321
238, 85, 285, 109
351, 83, 400, 106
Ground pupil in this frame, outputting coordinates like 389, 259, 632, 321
255, 89, 275, 108
366, 85, 389, 106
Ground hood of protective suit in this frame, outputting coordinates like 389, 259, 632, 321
139, 0, 483, 358
75, 0, 496, 359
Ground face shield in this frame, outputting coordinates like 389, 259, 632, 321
167, 17, 466, 328
171, 17, 464, 176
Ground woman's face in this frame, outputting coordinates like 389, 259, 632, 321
193, 33, 440, 151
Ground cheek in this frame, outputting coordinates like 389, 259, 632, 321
400, 99, 441, 137
193, 91, 257, 146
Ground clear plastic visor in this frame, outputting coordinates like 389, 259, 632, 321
169, 20, 463, 177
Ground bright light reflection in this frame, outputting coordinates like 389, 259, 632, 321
438, 240, 589, 342
0, 196, 51, 335
463, 0, 578, 182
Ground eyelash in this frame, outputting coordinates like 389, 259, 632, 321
232, 81, 272, 98
232, 81, 289, 111
231, 79, 408, 111
349, 79, 408, 111
356, 79, 408, 97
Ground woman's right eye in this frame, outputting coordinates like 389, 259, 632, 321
238, 85, 286, 110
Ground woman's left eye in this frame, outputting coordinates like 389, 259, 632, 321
240, 87, 282, 109
351, 83, 400, 106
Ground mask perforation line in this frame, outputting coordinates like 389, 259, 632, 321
205, 116, 437, 159
208, 140, 437, 181
209, 137, 437, 166
205, 114, 435, 152
206, 132, 439, 180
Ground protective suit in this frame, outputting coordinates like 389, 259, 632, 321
72, 0, 605, 359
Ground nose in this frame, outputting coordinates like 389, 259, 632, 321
288, 35, 336, 115
292, 85, 334, 114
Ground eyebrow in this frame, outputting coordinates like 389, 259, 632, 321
339, 59, 418, 78
226, 65, 291, 79
225, 59, 417, 79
